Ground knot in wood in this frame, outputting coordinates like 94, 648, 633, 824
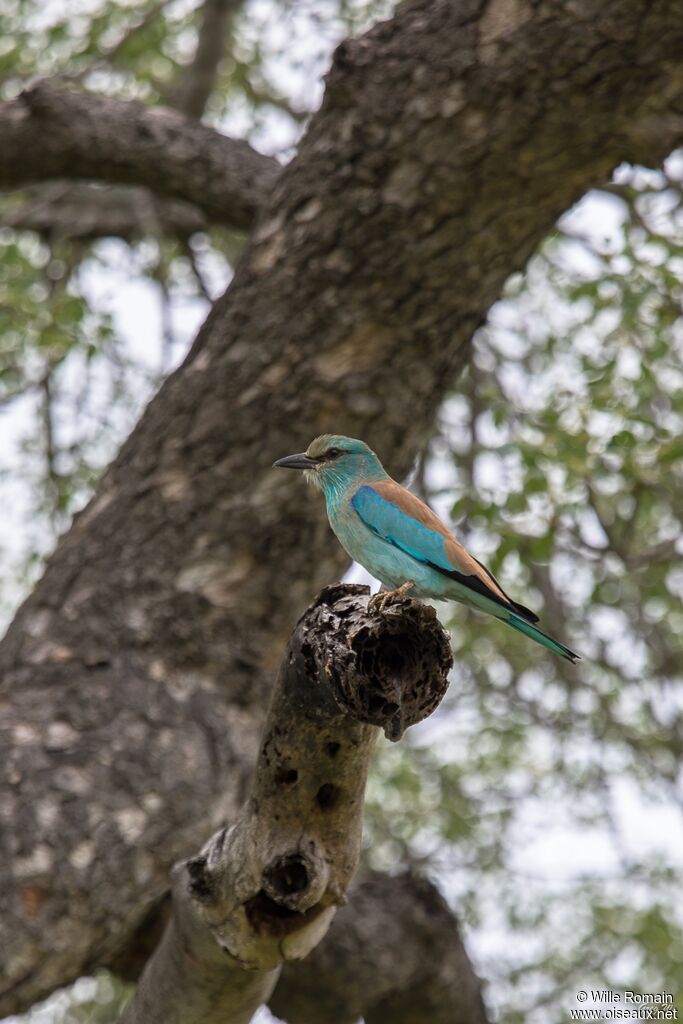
261, 846, 329, 913
263, 853, 309, 902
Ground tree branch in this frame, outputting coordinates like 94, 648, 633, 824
0, 82, 280, 230
271, 873, 489, 1024
0, 182, 207, 243
0, 1, 250, 245
168, 0, 242, 119
120, 584, 452, 1023
107, 871, 489, 1024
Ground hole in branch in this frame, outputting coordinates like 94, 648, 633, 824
263, 854, 309, 898
379, 635, 411, 674
325, 741, 341, 758
186, 855, 214, 903
274, 767, 298, 786
316, 782, 340, 812
244, 891, 325, 938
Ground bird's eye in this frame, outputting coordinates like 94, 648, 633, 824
327, 448, 341, 459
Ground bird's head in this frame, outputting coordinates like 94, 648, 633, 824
273, 434, 386, 498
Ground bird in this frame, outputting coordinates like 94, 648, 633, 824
273, 434, 580, 663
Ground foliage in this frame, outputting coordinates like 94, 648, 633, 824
1, 2, 682, 1023
11, 975, 132, 1024
364, 162, 683, 1020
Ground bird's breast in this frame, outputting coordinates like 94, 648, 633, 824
328, 498, 437, 594
328, 499, 368, 562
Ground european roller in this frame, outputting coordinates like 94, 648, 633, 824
274, 434, 579, 663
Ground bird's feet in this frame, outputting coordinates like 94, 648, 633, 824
368, 580, 415, 614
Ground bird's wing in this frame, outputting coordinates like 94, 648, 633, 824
352, 481, 538, 624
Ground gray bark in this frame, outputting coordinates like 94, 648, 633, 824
271, 873, 489, 1024
0, 0, 246, 249
109, 873, 489, 1024
0, 82, 279, 229
3, 0, 683, 1016
120, 585, 453, 1024
0, 182, 207, 243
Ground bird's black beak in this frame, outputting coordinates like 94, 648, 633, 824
272, 452, 316, 470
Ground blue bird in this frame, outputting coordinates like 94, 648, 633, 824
274, 434, 579, 663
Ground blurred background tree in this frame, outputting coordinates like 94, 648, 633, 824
1, 1, 681, 1022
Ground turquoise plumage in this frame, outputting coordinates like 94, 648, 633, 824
274, 434, 579, 663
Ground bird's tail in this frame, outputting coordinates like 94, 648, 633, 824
504, 610, 580, 663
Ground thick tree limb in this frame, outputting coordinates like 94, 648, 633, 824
0, 0, 245, 248
119, 585, 452, 1023
271, 873, 489, 1024
3, 0, 683, 1014
0, 82, 280, 230
0, 182, 207, 243
108, 871, 489, 1024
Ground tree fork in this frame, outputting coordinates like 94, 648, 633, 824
121, 584, 452, 1023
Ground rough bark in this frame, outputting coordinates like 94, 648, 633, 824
0, 1, 245, 249
109, 873, 489, 1024
3, 0, 683, 1015
271, 873, 489, 1024
0, 82, 279, 230
120, 585, 452, 1023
